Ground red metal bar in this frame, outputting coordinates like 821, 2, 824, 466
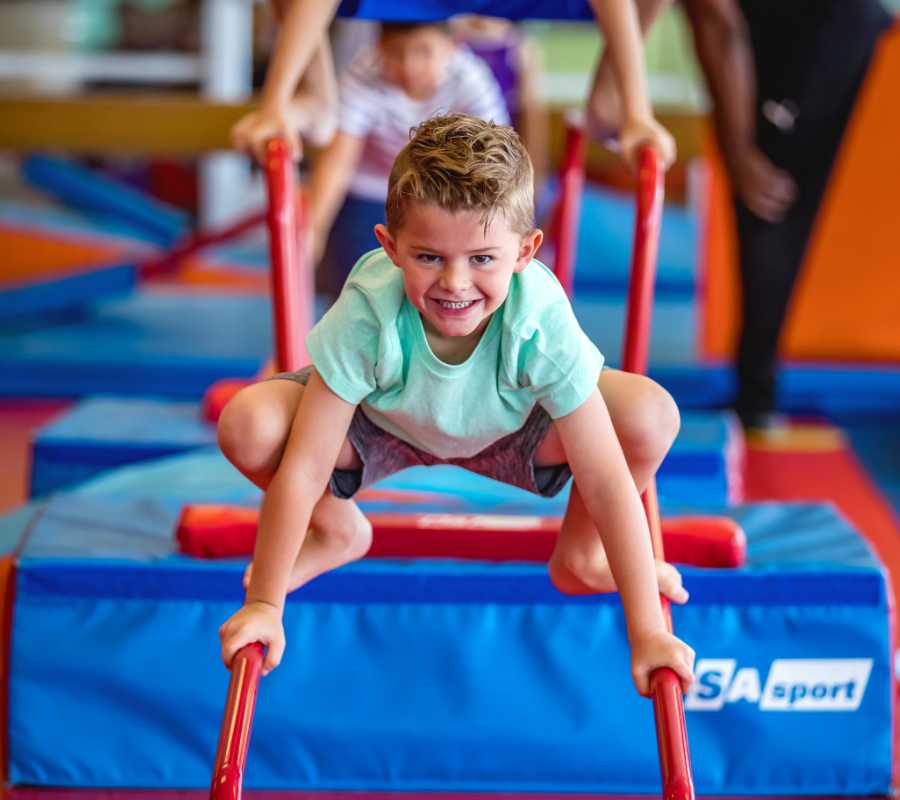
552, 115, 586, 296
623, 146, 695, 800
139, 209, 266, 280
265, 138, 313, 372
622, 146, 664, 376
209, 643, 264, 800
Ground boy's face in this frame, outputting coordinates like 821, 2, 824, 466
375, 203, 542, 348
378, 27, 456, 100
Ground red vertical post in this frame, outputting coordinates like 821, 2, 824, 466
209, 643, 264, 800
265, 138, 313, 373
552, 115, 586, 296
622, 146, 695, 800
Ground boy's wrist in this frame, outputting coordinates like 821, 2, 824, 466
245, 597, 284, 614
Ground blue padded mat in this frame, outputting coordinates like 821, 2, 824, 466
0, 262, 137, 321
654, 362, 900, 416
0, 290, 271, 399
30, 403, 737, 505
0, 286, 696, 398
3, 480, 891, 793
21, 155, 188, 247
567, 184, 697, 296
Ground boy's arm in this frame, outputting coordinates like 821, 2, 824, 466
587, 0, 676, 166
554, 389, 695, 692
305, 131, 366, 263
219, 371, 357, 674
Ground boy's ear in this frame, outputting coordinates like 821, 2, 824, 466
514, 228, 543, 272
374, 224, 400, 264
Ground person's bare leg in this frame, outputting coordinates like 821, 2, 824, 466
217, 378, 372, 592
537, 369, 687, 601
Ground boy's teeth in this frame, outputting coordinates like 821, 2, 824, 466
440, 300, 474, 309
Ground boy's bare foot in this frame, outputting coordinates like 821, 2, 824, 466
244, 501, 373, 593
548, 548, 688, 603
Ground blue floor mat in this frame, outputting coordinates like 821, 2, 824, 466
30, 398, 738, 502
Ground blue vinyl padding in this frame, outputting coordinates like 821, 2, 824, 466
653, 362, 900, 416
0, 262, 136, 321
21, 155, 188, 247
29, 398, 734, 498
5, 475, 891, 794
563, 184, 697, 295
0, 200, 163, 247
0, 291, 270, 399
337, 0, 594, 20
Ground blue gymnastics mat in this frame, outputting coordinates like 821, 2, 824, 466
0, 261, 137, 322
0, 285, 696, 399
1, 450, 891, 794
654, 362, 900, 417
0, 290, 271, 399
29, 398, 740, 503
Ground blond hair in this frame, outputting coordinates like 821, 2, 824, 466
385, 113, 534, 235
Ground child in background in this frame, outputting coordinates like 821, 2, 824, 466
218, 114, 694, 697
232, 0, 676, 169
306, 20, 510, 300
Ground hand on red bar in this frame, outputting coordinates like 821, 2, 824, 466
631, 629, 696, 696
220, 601, 285, 676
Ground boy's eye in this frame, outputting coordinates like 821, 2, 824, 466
470, 254, 493, 266
416, 253, 441, 264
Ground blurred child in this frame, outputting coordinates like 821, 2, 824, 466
218, 114, 694, 696
306, 20, 510, 299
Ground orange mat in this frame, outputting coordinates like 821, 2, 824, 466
0, 227, 127, 282
701, 25, 900, 363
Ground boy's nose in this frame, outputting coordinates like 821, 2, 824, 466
439, 264, 472, 293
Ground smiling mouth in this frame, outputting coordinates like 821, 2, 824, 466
433, 299, 479, 310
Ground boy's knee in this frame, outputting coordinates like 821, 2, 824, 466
617, 379, 680, 462
217, 391, 287, 469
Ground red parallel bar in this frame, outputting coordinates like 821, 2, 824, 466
552, 116, 586, 296
209, 643, 264, 800
622, 146, 695, 800
265, 138, 312, 373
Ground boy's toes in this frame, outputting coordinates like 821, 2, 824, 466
656, 560, 689, 604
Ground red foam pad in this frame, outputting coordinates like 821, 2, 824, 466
202, 378, 253, 423
177, 504, 746, 568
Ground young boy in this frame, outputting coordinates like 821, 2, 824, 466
305, 20, 510, 298
219, 114, 694, 697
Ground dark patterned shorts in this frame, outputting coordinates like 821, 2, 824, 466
270, 366, 572, 500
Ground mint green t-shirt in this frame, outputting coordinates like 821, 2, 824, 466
306, 248, 604, 459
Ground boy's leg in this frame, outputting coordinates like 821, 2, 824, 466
537, 369, 687, 600
218, 378, 372, 592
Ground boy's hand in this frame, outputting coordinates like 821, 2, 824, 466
231, 104, 302, 164
618, 115, 677, 170
630, 629, 695, 696
219, 600, 285, 676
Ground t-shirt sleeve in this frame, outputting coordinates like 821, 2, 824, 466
337, 57, 379, 138
305, 284, 380, 405
515, 301, 605, 419
457, 52, 511, 126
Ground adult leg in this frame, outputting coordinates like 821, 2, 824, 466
218, 378, 372, 592
537, 369, 687, 600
